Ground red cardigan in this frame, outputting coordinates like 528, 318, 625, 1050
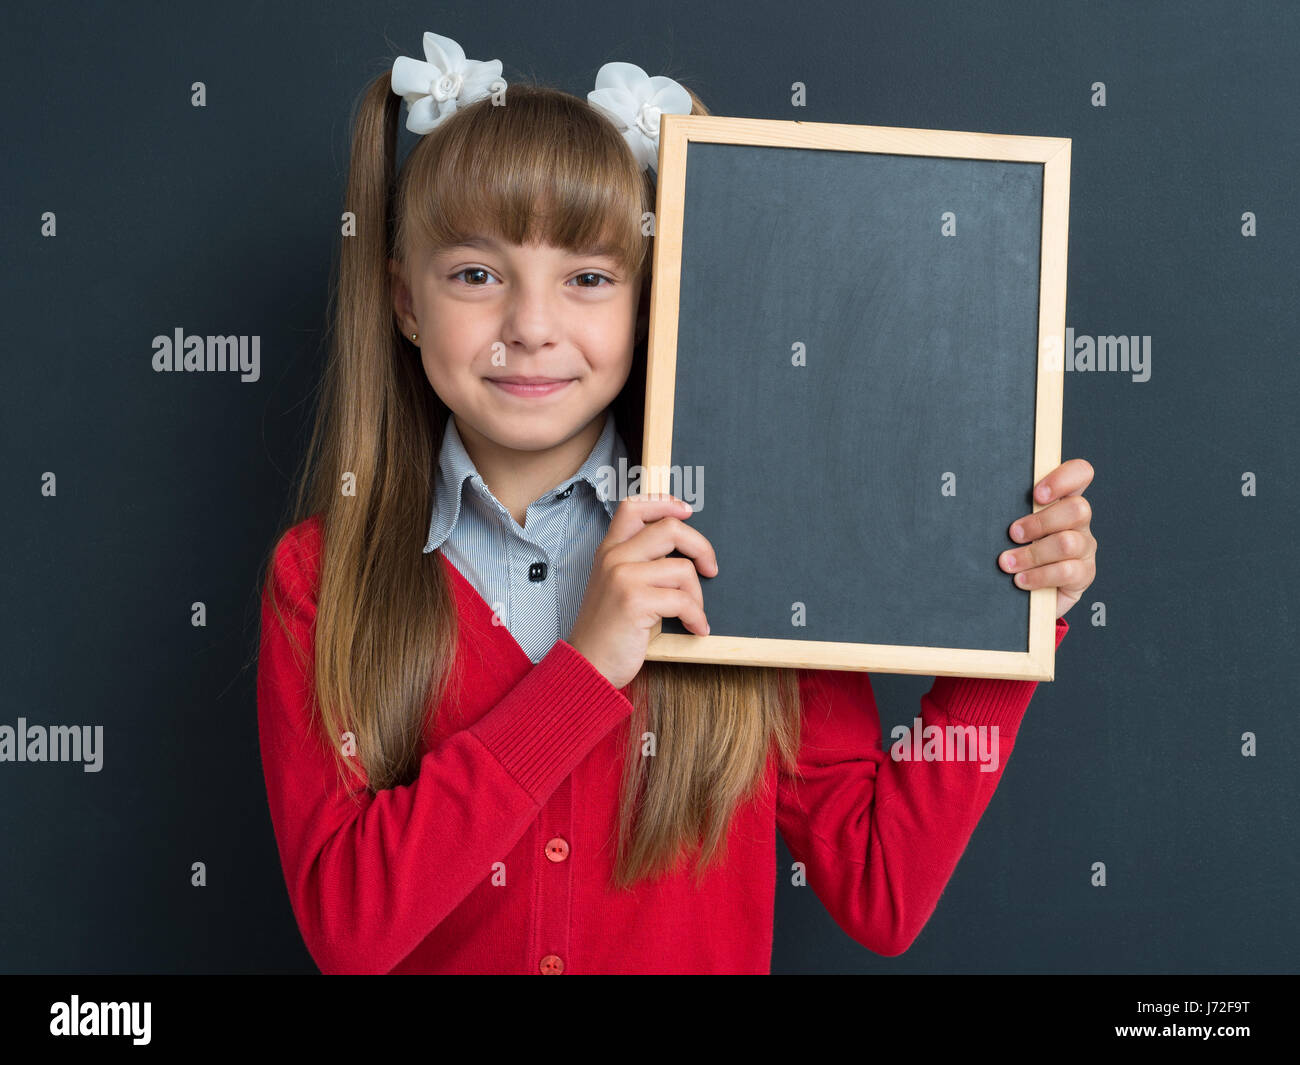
257, 515, 1068, 974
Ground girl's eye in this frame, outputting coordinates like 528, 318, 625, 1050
450, 267, 498, 286
447, 268, 615, 287
570, 272, 614, 288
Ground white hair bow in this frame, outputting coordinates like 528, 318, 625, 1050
390, 32, 506, 135
587, 62, 692, 174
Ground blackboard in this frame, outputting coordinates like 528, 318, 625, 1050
641, 116, 1070, 681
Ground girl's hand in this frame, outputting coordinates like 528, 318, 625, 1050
567, 495, 718, 690
999, 458, 1098, 620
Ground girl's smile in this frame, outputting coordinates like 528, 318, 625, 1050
486, 375, 577, 398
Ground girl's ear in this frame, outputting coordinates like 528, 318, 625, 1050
389, 258, 414, 332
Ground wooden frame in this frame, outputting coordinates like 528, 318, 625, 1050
640, 115, 1071, 681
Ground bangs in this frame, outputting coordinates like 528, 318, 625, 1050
394, 84, 654, 280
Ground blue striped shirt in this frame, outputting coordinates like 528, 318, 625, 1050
422, 410, 629, 663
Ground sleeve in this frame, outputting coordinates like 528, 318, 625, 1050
255, 523, 634, 974
775, 615, 1069, 957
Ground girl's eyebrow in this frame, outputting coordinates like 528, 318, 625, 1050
578, 244, 624, 261
444, 236, 503, 252
445, 236, 622, 260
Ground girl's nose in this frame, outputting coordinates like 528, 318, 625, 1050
498, 286, 562, 352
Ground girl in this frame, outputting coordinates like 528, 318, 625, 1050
256, 32, 1098, 975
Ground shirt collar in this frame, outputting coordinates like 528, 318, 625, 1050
423, 409, 628, 553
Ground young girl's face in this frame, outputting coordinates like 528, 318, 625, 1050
392, 236, 642, 453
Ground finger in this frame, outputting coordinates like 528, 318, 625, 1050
1031, 458, 1095, 505
635, 556, 707, 605
640, 586, 711, 636
603, 493, 695, 551
1009, 493, 1093, 544
999, 528, 1093, 574
611, 515, 719, 577
1008, 556, 1095, 593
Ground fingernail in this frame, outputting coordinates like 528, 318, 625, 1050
1011, 524, 1024, 541
1002, 552, 1016, 570
1036, 485, 1051, 502
1015, 573, 1028, 586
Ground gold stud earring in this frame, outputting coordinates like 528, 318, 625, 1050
410, 332, 418, 342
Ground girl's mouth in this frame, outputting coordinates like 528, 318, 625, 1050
487, 377, 575, 398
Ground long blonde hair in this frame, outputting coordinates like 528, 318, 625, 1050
260, 69, 802, 890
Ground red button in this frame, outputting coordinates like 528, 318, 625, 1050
545, 836, 570, 862
540, 954, 564, 974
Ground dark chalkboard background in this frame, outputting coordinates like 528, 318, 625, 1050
659, 143, 1042, 652
3, 0, 1296, 978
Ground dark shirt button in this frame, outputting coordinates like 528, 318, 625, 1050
529, 561, 548, 581
556, 485, 574, 500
